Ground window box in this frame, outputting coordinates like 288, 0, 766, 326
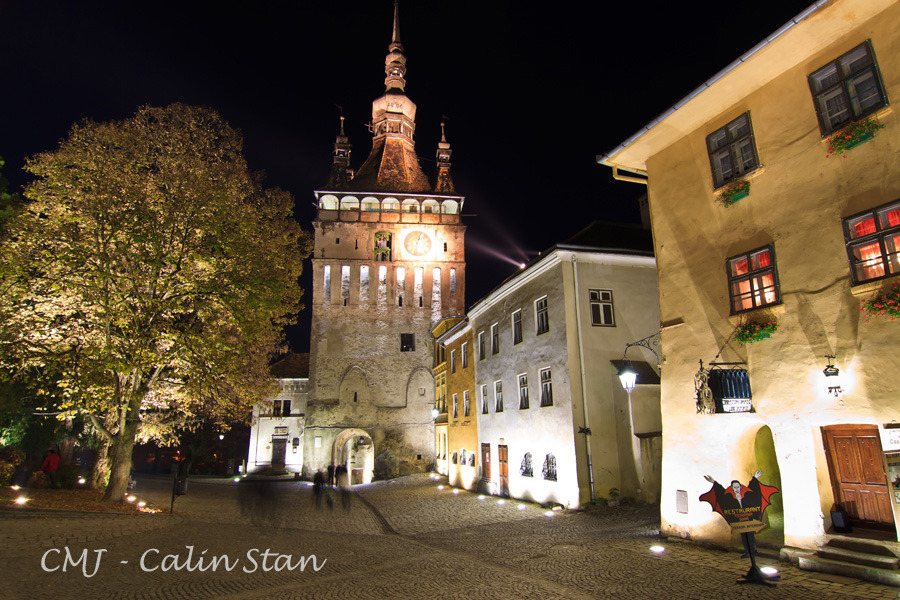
860, 283, 900, 322
734, 320, 779, 345
826, 117, 884, 157
717, 180, 751, 207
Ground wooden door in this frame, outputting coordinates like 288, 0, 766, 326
823, 425, 894, 527
498, 444, 509, 497
481, 443, 491, 481
271, 438, 287, 469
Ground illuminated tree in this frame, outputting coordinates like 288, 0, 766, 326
0, 104, 311, 501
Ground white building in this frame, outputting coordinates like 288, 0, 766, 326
247, 354, 309, 474
469, 222, 662, 508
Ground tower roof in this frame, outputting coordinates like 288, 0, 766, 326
323, 1, 455, 196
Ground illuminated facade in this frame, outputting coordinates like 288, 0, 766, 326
247, 354, 308, 474
305, 3, 465, 483
432, 317, 478, 490
600, 0, 900, 557
468, 223, 661, 508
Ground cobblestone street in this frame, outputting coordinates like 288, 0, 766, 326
1, 474, 897, 600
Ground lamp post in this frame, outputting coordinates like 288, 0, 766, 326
617, 331, 661, 393
823, 355, 843, 397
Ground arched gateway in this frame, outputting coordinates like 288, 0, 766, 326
333, 428, 375, 485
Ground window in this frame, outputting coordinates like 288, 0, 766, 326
400, 333, 415, 352
450, 349, 457, 374
452, 393, 458, 418
843, 200, 900, 284
590, 289, 615, 326
461, 342, 469, 368
726, 246, 780, 313
520, 452, 533, 477
481, 384, 489, 414
468, 453, 475, 467
518, 374, 529, 409
460, 449, 467, 465
809, 41, 887, 134
535, 297, 549, 335
491, 323, 499, 355
463, 390, 470, 417
512, 310, 523, 344
478, 331, 486, 360
494, 380, 503, 412
451, 452, 458, 465
542, 453, 557, 481
540, 368, 553, 407
706, 112, 758, 188
272, 399, 291, 417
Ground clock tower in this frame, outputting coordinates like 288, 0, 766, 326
304, 1, 465, 482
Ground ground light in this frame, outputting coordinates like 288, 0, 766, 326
437, 485, 444, 490
126, 495, 136, 502
544, 511, 553, 517
10, 485, 20, 491
452, 489, 459, 495
15, 496, 28, 505
138, 501, 146, 507
497, 499, 506, 505
760, 566, 778, 576
77, 477, 86, 485
517, 505, 526, 511
478, 495, 485, 500
650, 545, 665, 553
233, 477, 240, 482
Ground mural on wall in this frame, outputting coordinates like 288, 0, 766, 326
374, 232, 392, 261
700, 470, 780, 533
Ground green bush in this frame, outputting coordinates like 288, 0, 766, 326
0, 460, 16, 485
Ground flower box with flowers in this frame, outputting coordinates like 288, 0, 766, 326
734, 320, 779, 344
861, 283, 900, 322
717, 180, 750, 207
826, 117, 885, 158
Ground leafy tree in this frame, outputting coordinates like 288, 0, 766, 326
0, 156, 23, 238
0, 104, 311, 501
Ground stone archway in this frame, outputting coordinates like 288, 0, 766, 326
333, 428, 374, 485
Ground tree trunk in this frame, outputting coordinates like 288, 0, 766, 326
89, 438, 110, 490
101, 414, 140, 502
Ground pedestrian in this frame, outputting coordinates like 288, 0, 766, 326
324, 482, 335, 511
327, 463, 335, 487
336, 465, 352, 512
41, 448, 60, 488
313, 469, 324, 509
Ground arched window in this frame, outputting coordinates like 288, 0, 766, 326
320, 195, 339, 210
441, 200, 459, 214
520, 452, 533, 477
382, 197, 400, 212
362, 196, 380, 212
340, 196, 360, 211
542, 453, 557, 481
422, 199, 439, 214
401, 199, 419, 213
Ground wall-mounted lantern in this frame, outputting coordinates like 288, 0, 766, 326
823, 355, 843, 397
616, 331, 661, 394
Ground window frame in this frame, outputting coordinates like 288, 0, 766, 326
518, 373, 529, 410
491, 323, 500, 355
808, 40, 888, 135
705, 112, 759, 189
540, 368, 553, 407
589, 289, 616, 327
450, 349, 457, 374
481, 384, 489, 414
512, 309, 523, 344
494, 380, 503, 413
478, 331, 486, 360
463, 390, 470, 417
842, 200, 900, 285
461, 342, 469, 368
535, 296, 549, 335
726, 245, 781, 314
400, 333, 415, 352
452, 393, 458, 419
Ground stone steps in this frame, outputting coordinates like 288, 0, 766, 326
796, 537, 900, 587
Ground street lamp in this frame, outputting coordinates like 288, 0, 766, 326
823, 355, 843, 397
617, 361, 638, 394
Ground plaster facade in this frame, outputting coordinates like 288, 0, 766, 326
247, 379, 307, 474
469, 236, 661, 509
601, 0, 900, 552
434, 319, 477, 490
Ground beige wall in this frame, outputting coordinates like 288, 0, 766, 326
628, 2, 900, 549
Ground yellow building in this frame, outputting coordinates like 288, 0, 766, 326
600, 0, 900, 578
432, 317, 477, 489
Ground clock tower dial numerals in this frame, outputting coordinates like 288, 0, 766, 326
404, 231, 431, 256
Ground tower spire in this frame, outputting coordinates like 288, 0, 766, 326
434, 120, 455, 193
325, 110, 353, 188
384, 1, 407, 92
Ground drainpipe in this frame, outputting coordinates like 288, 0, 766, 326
572, 256, 595, 502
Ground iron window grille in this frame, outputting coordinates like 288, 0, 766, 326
809, 41, 888, 135
512, 309, 523, 344
843, 200, 900, 284
494, 380, 503, 412
589, 289, 615, 327
706, 112, 759, 188
726, 245, 780, 314
518, 373, 529, 409
540, 368, 553, 407
542, 454, 557, 481
520, 452, 533, 477
535, 297, 549, 335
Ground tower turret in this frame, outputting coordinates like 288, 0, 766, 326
434, 121, 455, 193
325, 114, 353, 188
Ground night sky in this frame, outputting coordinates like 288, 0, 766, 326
1, 0, 815, 352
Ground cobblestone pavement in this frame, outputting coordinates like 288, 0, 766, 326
1, 473, 898, 600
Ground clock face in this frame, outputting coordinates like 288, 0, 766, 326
404, 231, 431, 256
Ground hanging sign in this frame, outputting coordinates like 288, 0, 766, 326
879, 427, 900, 452
700, 470, 780, 534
